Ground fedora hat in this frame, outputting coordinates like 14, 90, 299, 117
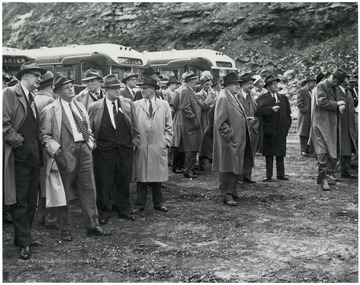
183, 71, 198, 82
222, 72, 241, 86
52, 74, 74, 92
143, 67, 160, 77
102, 74, 122, 88
15, 60, 47, 80
82, 69, 103, 82
263, 75, 280, 88
253, 75, 262, 85
39, 71, 55, 88
166, 76, 180, 86
332, 68, 347, 82
316, 72, 325, 84
138, 76, 160, 90
302, 77, 316, 84
239, 73, 255, 84
121, 71, 138, 83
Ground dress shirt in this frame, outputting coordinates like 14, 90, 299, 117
21, 83, 30, 101
105, 98, 118, 129
271, 92, 279, 103
61, 99, 84, 142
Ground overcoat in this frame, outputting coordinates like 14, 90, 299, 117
337, 87, 357, 156
296, 87, 312, 137
120, 86, 135, 101
3, 83, 28, 205
40, 98, 94, 205
161, 88, 173, 104
133, 98, 173, 182
256, 92, 291, 157
88, 96, 140, 148
179, 83, 203, 152
75, 88, 106, 110
212, 89, 253, 174
194, 88, 215, 132
170, 88, 182, 147
310, 79, 339, 159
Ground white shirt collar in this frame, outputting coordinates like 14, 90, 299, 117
21, 83, 30, 99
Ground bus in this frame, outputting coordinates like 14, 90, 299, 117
144, 49, 237, 81
22, 43, 149, 92
3, 46, 35, 79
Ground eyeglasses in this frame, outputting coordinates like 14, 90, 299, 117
27, 72, 42, 79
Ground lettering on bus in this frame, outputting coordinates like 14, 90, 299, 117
3, 57, 27, 65
216, 61, 233, 68
118, 57, 143, 65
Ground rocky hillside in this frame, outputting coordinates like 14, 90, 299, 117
2, 2, 358, 78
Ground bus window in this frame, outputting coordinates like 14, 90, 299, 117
55, 64, 76, 80
111, 66, 133, 81
81, 62, 103, 78
40, 65, 55, 74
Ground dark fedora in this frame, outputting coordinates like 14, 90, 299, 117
316, 72, 325, 84
121, 71, 138, 83
332, 68, 347, 82
82, 69, 103, 82
102, 74, 122, 88
222, 72, 241, 86
39, 71, 55, 88
239, 73, 255, 83
302, 77, 316, 84
166, 76, 180, 86
143, 67, 160, 77
53, 74, 74, 92
137, 76, 160, 90
183, 71, 198, 82
263, 75, 280, 88
15, 60, 47, 80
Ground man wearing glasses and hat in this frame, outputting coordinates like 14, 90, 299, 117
132, 76, 173, 214
296, 76, 316, 157
3, 60, 46, 260
162, 76, 180, 104
88, 74, 140, 223
134, 67, 165, 101
75, 68, 105, 110
120, 70, 138, 101
40, 74, 109, 243
256, 75, 292, 183
311, 68, 347, 190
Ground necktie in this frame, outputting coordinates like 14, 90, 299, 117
28, 93, 37, 119
112, 101, 118, 116
69, 102, 90, 141
149, 100, 153, 117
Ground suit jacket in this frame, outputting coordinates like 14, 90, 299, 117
162, 88, 173, 104
212, 89, 253, 174
3, 83, 28, 205
88, 97, 140, 149
120, 86, 135, 101
296, 87, 312, 137
75, 88, 106, 110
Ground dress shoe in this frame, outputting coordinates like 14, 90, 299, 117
223, 195, 237, 206
99, 218, 109, 225
184, 173, 197, 179
31, 240, 42, 247
321, 178, 330, 191
243, 177, 256, 184
132, 208, 145, 214
173, 168, 184, 174
154, 205, 168, 212
61, 230, 73, 241
277, 176, 289, 181
262, 177, 273, 182
87, 226, 111, 236
192, 170, 202, 176
301, 151, 309, 157
118, 213, 136, 221
19, 246, 30, 260
341, 172, 357, 179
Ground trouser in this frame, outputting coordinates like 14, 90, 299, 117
243, 167, 253, 180
219, 172, 239, 196
135, 182, 163, 209
300, 135, 309, 153
340, 155, 352, 174
94, 147, 133, 220
58, 142, 99, 231
11, 162, 40, 247
172, 147, 185, 171
183, 151, 197, 174
265, 156, 285, 178
37, 196, 57, 226
317, 153, 337, 174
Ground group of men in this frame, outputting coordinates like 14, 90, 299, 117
3, 59, 358, 261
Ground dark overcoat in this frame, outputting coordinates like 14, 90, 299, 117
296, 87, 312, 137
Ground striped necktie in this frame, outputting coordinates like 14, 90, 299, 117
69, 102, 90, 141
28, 93, 37, 119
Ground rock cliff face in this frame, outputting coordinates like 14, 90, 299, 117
2, 2, 358, 77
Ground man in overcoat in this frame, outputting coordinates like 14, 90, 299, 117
311, 69, 347, 190
162, 76, 180, 104
120, 71, 138, 101
40, 74, 109, 242
179, 72, 203, 178
88, 74, 140, 224
256, 75, 292, 182
237, 73, 259, 183
296, 77, 316, 157
213, 73, 253, 206
75, 69, 105, 110
3, 61, 46, 260
132, 76, 173, 213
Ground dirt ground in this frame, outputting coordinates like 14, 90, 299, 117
2, 125, 358, 282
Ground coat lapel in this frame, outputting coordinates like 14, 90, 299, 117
14, 84, 27, 118
58, 99, 73, 136
152, 98, 161, 116
118, 97, 132, 131
139, 99, 150, 116
226, 89, 245, 116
